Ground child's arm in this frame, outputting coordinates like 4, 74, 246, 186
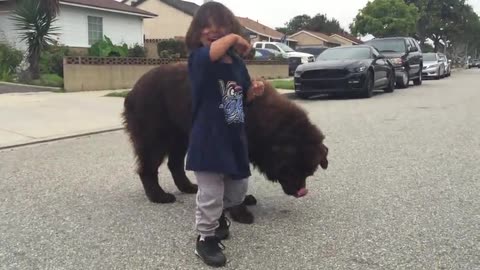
210, 34, 251, 62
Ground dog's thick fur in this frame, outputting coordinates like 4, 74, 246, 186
123, 63, 328, 204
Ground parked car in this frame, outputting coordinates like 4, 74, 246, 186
254, 48, 279, 60
295, 45, 329, 59
475, 59, 480, 68
422, 52, 446, 79
254, 41, 315, 75
294, 45, 396, 99
438, 53, 452, 77
468, 59, 480, 68
364, 37, 423, 88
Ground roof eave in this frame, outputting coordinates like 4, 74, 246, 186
244, 27, 296, 42
59, 1, 157, 18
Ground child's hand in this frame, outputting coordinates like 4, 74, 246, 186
234, 36, 252, 57
251, 80, 265, 97
246, 80, 265, 103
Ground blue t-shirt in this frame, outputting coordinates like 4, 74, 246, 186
186, 46, 252, 180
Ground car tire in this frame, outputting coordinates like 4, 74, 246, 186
396, 70, 409, 89
384, 69, 395, 93
413, 68, 422, 86
360, 70, 374, 98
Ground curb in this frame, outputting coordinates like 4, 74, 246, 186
0, 127, 124, 151
0, 81, 62, 91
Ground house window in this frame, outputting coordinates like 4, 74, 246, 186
88, 16, 103, 45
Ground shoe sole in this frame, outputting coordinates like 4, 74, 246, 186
194, 249, 226, 267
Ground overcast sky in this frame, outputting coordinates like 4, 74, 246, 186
191, 0, 480, 32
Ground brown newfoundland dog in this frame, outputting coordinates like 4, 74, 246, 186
122, 63, 329, 206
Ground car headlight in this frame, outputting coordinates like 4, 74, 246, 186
349, 65, 366, 73
294, 70, 302, 77
389, 58, 403, 66
301, 57, 309, 64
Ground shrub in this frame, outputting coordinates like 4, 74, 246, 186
30, 73, 64, 87
128, 44, 147, 57
0, 43, 23, 81
89, 36, 128, 57
157, 39, 187, 58
39, 44, 70, 77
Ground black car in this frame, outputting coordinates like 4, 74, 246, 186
294, 45, 396, 99
364, 37, 423, 88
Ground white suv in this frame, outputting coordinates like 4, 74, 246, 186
253, 42, 315, 63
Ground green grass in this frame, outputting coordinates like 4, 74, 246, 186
271, 79, 294, 90
30, 74, 64, 88
105, 90, 130, 97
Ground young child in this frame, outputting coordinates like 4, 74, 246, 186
184, 2, 265, 267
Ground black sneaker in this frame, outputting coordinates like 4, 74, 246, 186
195, 235, 226, 267
215, 212, 230, 240
228, 204, 254, 224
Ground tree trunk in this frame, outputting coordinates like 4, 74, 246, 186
28, 48, 41, 80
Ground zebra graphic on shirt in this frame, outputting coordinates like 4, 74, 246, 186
218, 80, 244, 124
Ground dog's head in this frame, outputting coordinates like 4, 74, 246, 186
270, 136, 329, 198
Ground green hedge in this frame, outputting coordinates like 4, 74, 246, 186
157, 39, 187, 58
40, 44, 70, 77
0, 43, 23, 81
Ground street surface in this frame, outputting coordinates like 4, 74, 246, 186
1, 69, 479, 269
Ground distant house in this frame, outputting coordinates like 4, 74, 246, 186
0, 0, 155, 52
122, 0, 198, 40
236, 17, 297, 47
123, 0, 296, 45
289, 30, 341, 48
329, 32, 363, 46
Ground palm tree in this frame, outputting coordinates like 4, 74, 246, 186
10, 0, 60, 79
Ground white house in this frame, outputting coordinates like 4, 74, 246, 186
0, 0, 156, 51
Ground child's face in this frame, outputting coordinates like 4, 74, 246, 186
200, 21, 228, 47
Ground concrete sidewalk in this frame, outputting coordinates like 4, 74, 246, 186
0, 90, 125, 149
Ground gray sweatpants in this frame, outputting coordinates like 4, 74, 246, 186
194, 172, 248, 238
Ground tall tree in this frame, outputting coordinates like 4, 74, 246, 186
283, 15, 312, 34
308, 14, 345, 34
350, 0, 419, 38
280, 13, 346, 35
10, 0, 60, 79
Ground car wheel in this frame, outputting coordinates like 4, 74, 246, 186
413, 68, 422, 86
396, 70, 409, 88
435, 67, 442, 80
384, 69, 395, 93
360, 70, 374, 98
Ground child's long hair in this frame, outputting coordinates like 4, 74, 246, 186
185, 2, 246, 51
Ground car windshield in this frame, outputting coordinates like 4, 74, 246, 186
276, 43, 295, 52
367, 39, 406, 53
316, 47, 371, 61
423, 53, 438, 61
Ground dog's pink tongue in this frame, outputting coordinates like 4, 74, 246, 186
296, 188, 308, 198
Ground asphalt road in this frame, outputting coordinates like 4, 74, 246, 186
1, 69, 479, 269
